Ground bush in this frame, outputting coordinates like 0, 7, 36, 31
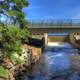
0, 25, 29, 64
10, 52, 24, 65
0, 66, 8, 78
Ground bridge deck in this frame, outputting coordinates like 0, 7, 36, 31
28, 25, 80, 28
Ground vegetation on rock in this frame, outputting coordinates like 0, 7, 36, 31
0, 66, 8, 78
0, 0, 30, 79
0, 25, 29, 64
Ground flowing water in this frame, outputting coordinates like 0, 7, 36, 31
23, 43, 80, 80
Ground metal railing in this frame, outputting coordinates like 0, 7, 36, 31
28, 19, 80, 28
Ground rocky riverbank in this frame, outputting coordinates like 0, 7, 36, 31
0, 44, 41, 80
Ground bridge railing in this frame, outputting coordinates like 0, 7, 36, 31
28, 19, 80, 28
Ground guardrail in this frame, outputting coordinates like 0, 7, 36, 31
28, 19, 80, 28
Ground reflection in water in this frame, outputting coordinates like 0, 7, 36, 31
24, 43, 80, 80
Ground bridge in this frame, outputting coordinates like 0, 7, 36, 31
28, 19, 80, 47
28, 19, 80, 34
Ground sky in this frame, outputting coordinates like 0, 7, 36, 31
23, 0, 80, 21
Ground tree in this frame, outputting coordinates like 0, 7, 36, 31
0, 0, 29, 29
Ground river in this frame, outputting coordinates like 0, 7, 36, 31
23, 42, 80, 80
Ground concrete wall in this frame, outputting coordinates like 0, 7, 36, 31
48, 36, 68, 42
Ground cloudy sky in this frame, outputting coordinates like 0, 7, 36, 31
23, 0, 80, 20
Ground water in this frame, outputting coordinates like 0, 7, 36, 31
23, 43, 80, 80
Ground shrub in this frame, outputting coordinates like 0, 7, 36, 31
0, 25, 29, 64
0, 66, 8, 78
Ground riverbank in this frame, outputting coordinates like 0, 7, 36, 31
0, 44, 42, 80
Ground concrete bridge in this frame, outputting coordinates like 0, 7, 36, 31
28, 19, 80, 46
28, 19, 80, 34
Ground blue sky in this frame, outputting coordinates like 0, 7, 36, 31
23, 0, 80, 21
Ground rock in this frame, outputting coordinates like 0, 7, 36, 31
0, 78, 5, 80
20, 44, 32, 66
70, 54, 80, 72
31, 47, 41, 63
3, 58, 14, 69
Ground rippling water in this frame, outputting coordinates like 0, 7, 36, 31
24, 43, 80, 80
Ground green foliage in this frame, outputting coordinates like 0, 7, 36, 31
0, 25, 29, 58
10, 52, 23, 65
0, 66, 8, 78
0, 0, 29, 65
0, 0, 29, 28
